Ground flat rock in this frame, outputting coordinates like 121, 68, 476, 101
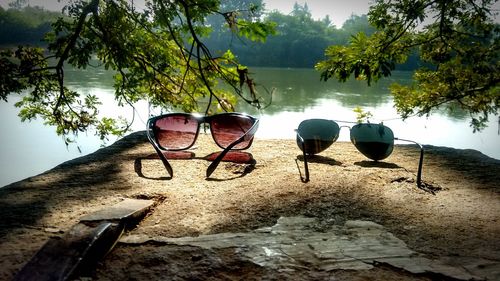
121, 216, 492, 280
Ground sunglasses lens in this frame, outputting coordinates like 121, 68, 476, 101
210, 114, 256, 149
350, 123, 394, 160
296, 119, 339, 154
154, 115, 199, 150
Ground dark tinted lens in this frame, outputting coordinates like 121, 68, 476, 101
350, 123, 394, 160
154, 115, 199, 150
210, 115, 256, 150
296, 119, 339, 154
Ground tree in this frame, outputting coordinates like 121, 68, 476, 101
239, 5, 338, 68
0, 6, 61, 45
203, 0, 265, 58
206, 0, 264, 34
0, 0, 275, 143
339, 14, 376, 42
316, 0, 499, 131
8, 0, 28, 10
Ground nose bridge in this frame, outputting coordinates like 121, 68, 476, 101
338, 125, 352, 136
195, 115, 209, 132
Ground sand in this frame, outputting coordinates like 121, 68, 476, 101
0, 131, 499, 280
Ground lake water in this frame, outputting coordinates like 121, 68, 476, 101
1, 67, 498, 187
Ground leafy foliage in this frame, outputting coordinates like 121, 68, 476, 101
353, 106, 373, 123
0, 0, 275, 143
316, 0, 500, 131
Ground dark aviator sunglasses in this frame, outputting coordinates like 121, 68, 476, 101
296, 119, 424, 187
146, 112, 259, 178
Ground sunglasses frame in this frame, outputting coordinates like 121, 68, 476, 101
296, 119, 424, 188
146, 112, 259, 178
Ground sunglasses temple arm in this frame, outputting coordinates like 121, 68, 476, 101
206, 120, 259, 178
395, 138, 424, 189
146, 122, 174, 177
296, 132, 309, 182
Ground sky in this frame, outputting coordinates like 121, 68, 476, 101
0, 0, 370, 27
264, 0, 370, 27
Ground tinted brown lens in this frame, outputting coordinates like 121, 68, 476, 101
210, 115, 255, 149
154, 115, 199, 150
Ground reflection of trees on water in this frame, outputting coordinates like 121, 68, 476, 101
237, 68, 409, 114
65, 66, 115, 89
237, 68, 470, 121
61, 64, 470, 121
435, 103, 470, 121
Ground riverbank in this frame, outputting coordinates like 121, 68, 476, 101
1, 131, 499, 280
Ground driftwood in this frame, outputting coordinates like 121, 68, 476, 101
13, 198, 154, 281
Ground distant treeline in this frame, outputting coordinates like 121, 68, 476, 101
205, 3, 421, 70
0, 3, 421, 70
0, 6, 60, 45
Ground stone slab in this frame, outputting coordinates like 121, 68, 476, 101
121, 216, 489, 280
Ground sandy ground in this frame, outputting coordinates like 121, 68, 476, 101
0, 131, 499, 280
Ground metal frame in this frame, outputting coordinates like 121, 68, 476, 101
296, 119, 424, 189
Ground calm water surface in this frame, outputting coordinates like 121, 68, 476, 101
1, 67, 498, 187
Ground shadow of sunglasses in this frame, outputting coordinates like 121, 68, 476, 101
134, 151, 256, 180
295, 119, 424, 189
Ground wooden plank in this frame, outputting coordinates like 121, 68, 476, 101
80, 198, 154, 226
13, 222, 123, 281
